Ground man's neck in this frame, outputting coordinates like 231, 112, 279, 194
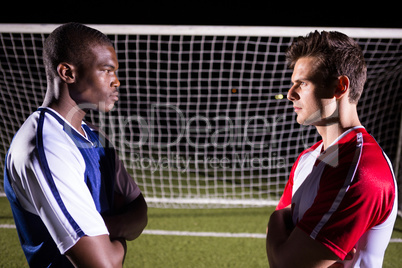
316, 124, 345, 150
315, 110, 361, 150
42, 83, 87, 136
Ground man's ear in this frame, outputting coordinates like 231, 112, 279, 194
57, 62, 75, 84
334, 75, 350, 99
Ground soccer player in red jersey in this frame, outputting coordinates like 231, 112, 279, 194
266, 31, 397, 268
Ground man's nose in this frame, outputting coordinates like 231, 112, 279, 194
287, 84, 300, 101
111, 75, 120, 88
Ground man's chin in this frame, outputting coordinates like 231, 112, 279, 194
98, 102, 116, 113
296, 115, 310, 126
298, 116, 339, 127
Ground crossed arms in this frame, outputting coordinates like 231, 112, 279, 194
65, 193, 148, 268
266, 206, 346, 268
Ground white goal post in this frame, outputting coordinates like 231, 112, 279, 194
1, 24, 402, 38
0, 24, 401, 208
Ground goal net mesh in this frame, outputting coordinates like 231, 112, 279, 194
0, 25, 401, 208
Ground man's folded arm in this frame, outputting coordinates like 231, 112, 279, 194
266, 207, 339, 268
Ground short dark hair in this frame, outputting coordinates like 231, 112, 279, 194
43, 22, 113, 80
286, 31, 367, 104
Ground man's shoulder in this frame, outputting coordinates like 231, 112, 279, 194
8, 110, 84, 168
346, 128, 393, 176
335, 127, 395, 199
8, 111, 40, 159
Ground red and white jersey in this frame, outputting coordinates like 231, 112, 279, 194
277, 126, 397, 267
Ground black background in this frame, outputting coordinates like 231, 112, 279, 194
1, 0, 401, 28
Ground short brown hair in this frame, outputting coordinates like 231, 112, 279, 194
286, 31, 367, 103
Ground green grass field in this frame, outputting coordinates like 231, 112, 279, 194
1, 196, 401, 267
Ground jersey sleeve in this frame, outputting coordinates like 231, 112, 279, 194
295, 137, 396, 260
114, 152, 141, 204
10, 114, 109, 254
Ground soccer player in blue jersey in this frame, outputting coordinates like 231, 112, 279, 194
4, 23, 148, 267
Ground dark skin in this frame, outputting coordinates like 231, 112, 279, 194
42, 44, 148, 267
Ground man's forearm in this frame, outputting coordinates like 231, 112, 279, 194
266, 207, 341, 268
66, 235, 126, 268
104, 193, 148, 241
266, 207, 293, 267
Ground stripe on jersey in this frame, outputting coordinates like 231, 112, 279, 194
310, 132, 363, 239
36, 109, 85, 237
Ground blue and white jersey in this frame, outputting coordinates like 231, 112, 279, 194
4, 107, 141, 267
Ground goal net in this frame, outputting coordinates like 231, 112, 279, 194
0, 25, 401, 208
